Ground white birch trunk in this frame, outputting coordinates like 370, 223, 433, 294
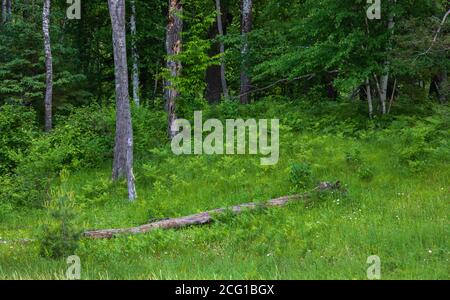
379, 0, 396, 115
130, 0, 140, 106
108, 0, 137, 201
240, 0, 252, 104
42, 0, 53, 132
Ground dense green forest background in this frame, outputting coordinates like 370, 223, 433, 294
0, 0, 449, 279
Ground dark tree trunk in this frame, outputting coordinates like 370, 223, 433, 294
206, 0, 230, 104
366, 79, 373, 118
205, 20, 222, 104
42, 0, 53, 132
165, 0, 183, 138
108, 0, 137, 201
430, 70, 448, 104
216, 0, 229, 100
239, 0, 252, 104
325, 72, 338, 100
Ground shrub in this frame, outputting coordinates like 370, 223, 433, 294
7, 104, 115, 207
0, 104, 37, 174
289, 162, 312, 189
345, 149, 362, 166
131, 105, 167, 158
357, 165, 374, 181
39, 171, 81, 259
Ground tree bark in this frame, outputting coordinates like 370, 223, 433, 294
239, 0, 252, 104
84, 182, 342, 239
1, 0, 6, 23
165, 0, 183, 138
378, 0, 396, 115
366, 79, 373, 118
205, 21, 222, 104
108, 0, 137, 201
2, 0, 11, 23
42, 0, 53, 132
216, 0, 229, 100
430, 69, 448, 104
130, 0, 140, 106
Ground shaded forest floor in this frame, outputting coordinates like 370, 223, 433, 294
0, 99, 449, 279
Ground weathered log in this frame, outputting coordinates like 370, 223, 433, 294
84, 181, 341, 239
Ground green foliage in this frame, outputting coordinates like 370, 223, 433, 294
0, 104, 37, 174
289, 162, 312, 189
0, 100, 449, 279
0, 2, 88, 109
345, 148, 374, 181
39, 171, 81, 259
131, 105, 167, 158
0, 104, 114, 207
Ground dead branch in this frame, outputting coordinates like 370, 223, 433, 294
84, 181, 342, 239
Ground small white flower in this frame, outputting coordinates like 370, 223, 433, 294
428, 250, 432, 254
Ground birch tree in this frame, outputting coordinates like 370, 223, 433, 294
1, 0, 5, 24
378, 0, 396, 115
130, 0, 140, 106
240, 0, 252, 104
108, 0, 137, 201
215, 0, 229, 99
165, 0, 182, 138
43, 0, 53, 131
2, 0, 11, 23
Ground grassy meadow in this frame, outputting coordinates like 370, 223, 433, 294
0, 100, 448, 280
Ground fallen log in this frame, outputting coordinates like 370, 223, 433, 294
84, 181, 341, 239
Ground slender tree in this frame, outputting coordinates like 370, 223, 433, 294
215, 0, 229, 100
130, 0, 140, 106
42, 0, 53, 131
1, 0, 5, 23
366, 78, 373, 118
378, 0, 396, 115
108, 0, 137, 201
1, 0, 10, 23
165, 0, 183, 138
240, 0, 252, 104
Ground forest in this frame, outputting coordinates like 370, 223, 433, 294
0, 0, 449, 280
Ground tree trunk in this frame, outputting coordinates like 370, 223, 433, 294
430, 69, 448, 104
130, 0, 140, 106
2, 0, 6, 24
165, 0, 182, 138
85, 182, 342, 239
205, 22, 222, 104
42, 0, 53, 132
325, 72, 338, 100
239, 0, 252, 104
108, 0, 137, 201
366, 79, 373, 118
216, 0, 229, 100
2, 0, 11, 23
378, 0, 396, 115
